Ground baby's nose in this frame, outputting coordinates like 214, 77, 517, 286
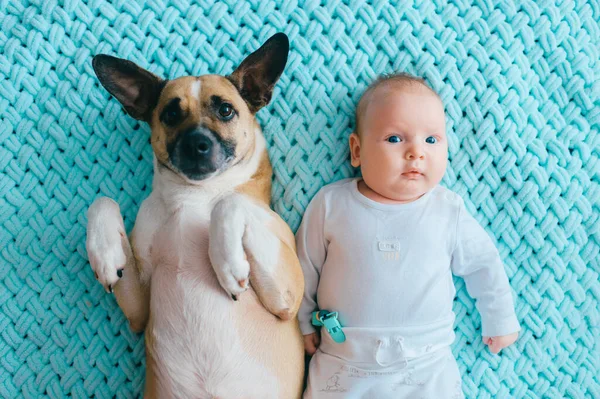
406, 145, 425, 159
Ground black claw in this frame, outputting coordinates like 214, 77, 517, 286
117, 269, 123, 278
231, 294, 237, 301
109, 285, 113, 293
94, 272, 99, 279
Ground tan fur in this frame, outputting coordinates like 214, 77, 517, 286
236, 146, 273, 204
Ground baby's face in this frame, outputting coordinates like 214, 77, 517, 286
350, 84, 448, 203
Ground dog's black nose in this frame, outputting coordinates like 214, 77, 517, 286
168, 126, 235, 181
197, 139, 211, 154
182, 131, 213, 157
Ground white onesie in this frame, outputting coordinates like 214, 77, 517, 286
296, 178, 520, 399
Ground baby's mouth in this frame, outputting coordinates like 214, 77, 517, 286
402, 168, 424, 177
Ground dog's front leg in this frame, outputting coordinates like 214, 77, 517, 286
86, 197, 150, 332
209, 194, 304, 320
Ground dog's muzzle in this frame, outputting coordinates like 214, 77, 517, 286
168, 127, 235, 181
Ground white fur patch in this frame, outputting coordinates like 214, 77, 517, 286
209, 194, 280, 297
209, 196, 252, 297
243, 203, 281, 274
86, 197, 127, 292
190, 79, 201, 100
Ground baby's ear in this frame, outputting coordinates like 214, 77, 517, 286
349, 132, 361, 167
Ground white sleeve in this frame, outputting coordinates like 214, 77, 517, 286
451, 200, 521, 337
295, 190, 328, 335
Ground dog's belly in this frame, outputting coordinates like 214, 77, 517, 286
145, 211, 282, 398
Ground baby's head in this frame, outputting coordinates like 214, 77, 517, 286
350, 73, 447, 204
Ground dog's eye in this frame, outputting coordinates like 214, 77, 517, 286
218, 103, 235, 120
160, 98, 182, 126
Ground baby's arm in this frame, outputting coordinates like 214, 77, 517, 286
303, 331, 321, 356
295, 190, 328, 354
451, 199, 521, 353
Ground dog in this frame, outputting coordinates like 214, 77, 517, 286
86, 33, 305, 398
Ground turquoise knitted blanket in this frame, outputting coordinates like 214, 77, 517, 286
1, 0, 598, 398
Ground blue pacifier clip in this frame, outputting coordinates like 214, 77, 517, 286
311, 310, 346, 343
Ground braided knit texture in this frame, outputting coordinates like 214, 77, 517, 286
1, 0, 599, 398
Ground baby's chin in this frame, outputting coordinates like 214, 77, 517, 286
376, 188, 427, 204
361, 178, 436, 204
386, 183, 435, 202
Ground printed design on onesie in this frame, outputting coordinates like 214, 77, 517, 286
375, 235, 402, 262
319, 371, 346, 393
391, 367, 425, 391
320, 363, 408, 392
341, 364, 402, 379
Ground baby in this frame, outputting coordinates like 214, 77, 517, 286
296, 73, 520, 398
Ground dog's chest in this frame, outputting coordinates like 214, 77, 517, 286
142, 201, 273, 393
154, 203, 213, 272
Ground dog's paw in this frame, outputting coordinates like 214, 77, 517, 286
212, 258, 250, 300
86, 227, 126, 293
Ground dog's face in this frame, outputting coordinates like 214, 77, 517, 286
148, 75, 256, 181
92, 33, 289, 182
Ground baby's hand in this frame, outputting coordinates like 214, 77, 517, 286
483, 332, 519, 354
304, 332, 321, 356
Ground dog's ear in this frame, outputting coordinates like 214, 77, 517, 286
228, 33, 289, 113
92, 55, 165, 122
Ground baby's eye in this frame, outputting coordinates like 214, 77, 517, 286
387, 135, 402, 143
425, 136, 437, 144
